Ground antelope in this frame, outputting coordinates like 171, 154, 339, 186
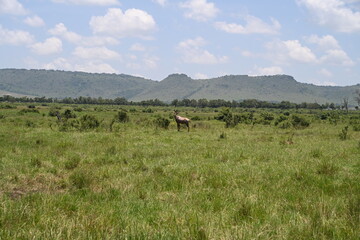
174, 110, 190, 132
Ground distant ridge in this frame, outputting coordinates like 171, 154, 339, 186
0, 69, 359, 104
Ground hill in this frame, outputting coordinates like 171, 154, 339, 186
0, 69, 359, 104
0, 69, 155, 99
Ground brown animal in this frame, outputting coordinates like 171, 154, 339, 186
174, 111, 190, 132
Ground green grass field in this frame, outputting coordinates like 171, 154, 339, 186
0, 103, 359, 239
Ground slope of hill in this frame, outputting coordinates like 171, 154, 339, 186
0, 69, 156, 99
0, 69, 359, 104
130, 74, 359, 104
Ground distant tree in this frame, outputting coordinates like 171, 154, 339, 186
114, 97, 128, 105
355, 89, 360, 109
343, 97, 349, 112
329, 103, 336, 110
198, 98, 208, 108
171, 99, 179, 107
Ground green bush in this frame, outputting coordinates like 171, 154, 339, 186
291, 114, 310, 129
19, 108, 39, 114
352, 125, 360, 131
154, 116, 170, 129
115, 111, 129, 123
79, 114, 100, 131
277, 120, 292, 129
274, 114, 288, 126
62, 109, 77, 119
339, 126, 349, 140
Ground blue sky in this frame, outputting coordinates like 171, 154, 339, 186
0, 0, 359, 86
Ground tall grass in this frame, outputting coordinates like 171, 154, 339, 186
0, 104, 359, 239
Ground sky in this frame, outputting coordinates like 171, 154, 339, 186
0, 0, 360, 86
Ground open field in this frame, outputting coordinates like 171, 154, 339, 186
0, 103, 359, 239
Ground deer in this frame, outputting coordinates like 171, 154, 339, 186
174, 110, 190, 132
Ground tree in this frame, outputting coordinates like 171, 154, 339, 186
343, 97, 349, 112
355, 89, 360, 109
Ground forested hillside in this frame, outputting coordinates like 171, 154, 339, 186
0, 69, 358, 104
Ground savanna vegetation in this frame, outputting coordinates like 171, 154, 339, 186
0, 102, 359, 239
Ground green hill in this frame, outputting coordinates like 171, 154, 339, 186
0, 69, 155, 99
0, 69, 359, 104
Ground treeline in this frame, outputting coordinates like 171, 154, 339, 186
0, 94, 340, 110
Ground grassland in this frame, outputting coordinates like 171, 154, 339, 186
0, 103, 359, 239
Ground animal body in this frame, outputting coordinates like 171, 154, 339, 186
174, 111, 190, 132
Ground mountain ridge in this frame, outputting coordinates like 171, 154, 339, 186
0, 69, 358, 104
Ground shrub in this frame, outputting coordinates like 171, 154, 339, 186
277, 120, 292, 129
79, 114, 100, 131
115, 111, 129, 123
58, 119, 80, 132
274, 114, 288, 126
215, 108, 237, 128
291, 114, 310, 129
142, 108, 154, 113
49, 107, 60, 117
154, 116, 170, 129
62, 109, 77, 119
19, 108, 39, 114
352, 125, 360, 131
328, 111, 340, 125
257, 112, 274, 125
191, 116, 201, 121
0, 104, 16, 109
339, 126, 349, 140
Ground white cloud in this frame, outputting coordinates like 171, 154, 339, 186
214, 16, 281, 35
177, 37, 228, 64
180, 0, 219, 22
143, 56, 159, 69
49, 23, 82, 43
0, 0, 27, 15
267, 40, 318, 64
284, 40, 318, 63
320, 49, 355, 66
31, 37, 63, 55
312, 79, 338, 86
24, 15, 45, 27
74, 62, 118, 73
42, 58, 73, 71
126, 54, 159, 70
194, 73, 209, 79
0, 25, 34, 45
250, 66, 284, 76
241, 50, 255, 57
90, 8, 156, 38
130, 43, 146, 51
152, 0, 167, 6
43, 57, 118, 73
52, 0, 120, 5
305, 34, 341, 50
298, 0, 360, 32
49, 23, 119, 46
318, 68, 333, 77
73, 46, 120, 59
305, 34, 355, 66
